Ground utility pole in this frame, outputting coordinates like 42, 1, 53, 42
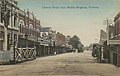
106, 18, 111, 63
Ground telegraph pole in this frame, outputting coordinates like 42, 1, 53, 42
106, 18, 111, 63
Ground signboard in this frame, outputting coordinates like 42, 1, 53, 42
100, 30, 107, 44
109, 40, 120, 44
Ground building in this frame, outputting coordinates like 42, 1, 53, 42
40, 27, 52, 38
99, 27, 114, 63
65, 35, 72, 50
0, 0, 69, 63
18, 9, 41, 47
103, 24, 116, 63
0, 0, 19, 51
112, 12, 120, 66
66, 35, 71, 44
102, 13, 120, 66
99, 30, 107, 44
40, 27, 55, 46
114, 12, 120, 38
40, 27, 52, 46
56, 32, 66, 47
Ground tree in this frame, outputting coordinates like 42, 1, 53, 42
68, 35, 81, 49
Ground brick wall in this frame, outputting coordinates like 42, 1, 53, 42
56, 32, 66, 47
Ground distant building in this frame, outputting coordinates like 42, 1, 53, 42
107, 25, 115, 40
66, 35, 71, 44
40, 27, 52, 37
56, 32, 66, 47
99, 30, 107, 44
40, 27, 56, 46
65, 35, 72, 50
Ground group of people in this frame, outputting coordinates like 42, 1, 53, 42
92, 45, 103, 62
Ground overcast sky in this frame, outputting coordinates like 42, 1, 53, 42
16, 0, 120, 46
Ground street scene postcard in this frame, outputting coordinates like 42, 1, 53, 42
0, 0, 120, 76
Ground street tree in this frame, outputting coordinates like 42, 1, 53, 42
68, 35, 81, 50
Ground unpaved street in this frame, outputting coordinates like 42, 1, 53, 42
0, 51, 119, 76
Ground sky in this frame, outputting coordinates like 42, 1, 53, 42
16, 0, 120, 46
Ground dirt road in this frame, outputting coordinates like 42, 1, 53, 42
0, 51, 119, 76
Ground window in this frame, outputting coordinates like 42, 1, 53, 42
19, 20, 25, 27
13, 11, 17, 26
